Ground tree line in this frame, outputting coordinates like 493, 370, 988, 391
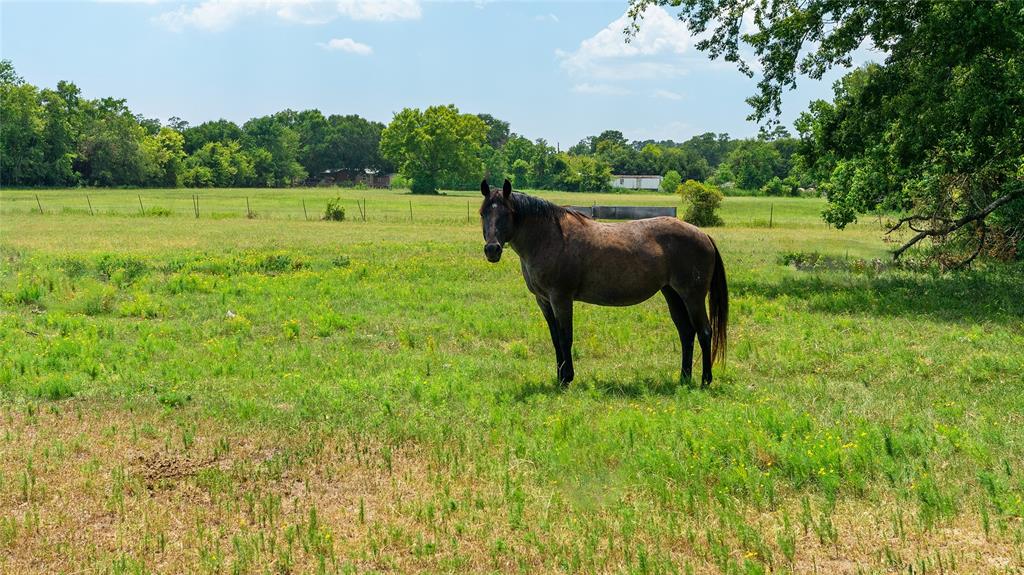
1, 60, 805, 196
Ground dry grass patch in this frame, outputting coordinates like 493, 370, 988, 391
2, 402, 1021, 574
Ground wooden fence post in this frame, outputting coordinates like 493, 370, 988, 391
138, 194, 144, 215
409, 200, 413, 222
302, 199, 308, 221
769, 203, 774, 229
86, 195, 94, 216
246, 197, 252, 218
35, 194, 43, 214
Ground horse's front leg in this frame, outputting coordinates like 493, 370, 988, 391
535, 297, 563, 380
551, 297, 574, 386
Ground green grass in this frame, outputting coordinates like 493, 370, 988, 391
1, 188, 1022, 573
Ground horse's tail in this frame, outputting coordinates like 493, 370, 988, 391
709, 238, 728, 365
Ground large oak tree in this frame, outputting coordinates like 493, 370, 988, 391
630, 0, 1024, 263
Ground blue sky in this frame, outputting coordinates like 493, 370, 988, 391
1, 1, 875, 146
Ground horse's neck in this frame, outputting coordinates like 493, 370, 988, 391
509, 215, 565, 265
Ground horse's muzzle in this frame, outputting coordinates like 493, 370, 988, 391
484, 243, 503, 263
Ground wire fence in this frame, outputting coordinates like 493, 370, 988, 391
1, 190, 493, 225
1, 190, 855, 229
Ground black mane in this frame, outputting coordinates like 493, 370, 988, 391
510, 192, 589, 221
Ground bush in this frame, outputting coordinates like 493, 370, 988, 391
390, 174, 412, 190
659, 170, 682, 194
760, 176, 800, 197
323, 198, 345, 221
679, 180, 724, 227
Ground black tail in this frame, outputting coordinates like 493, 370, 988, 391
709, 239, 728, 365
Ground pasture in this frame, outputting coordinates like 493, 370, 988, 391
1, 188, 1022, 574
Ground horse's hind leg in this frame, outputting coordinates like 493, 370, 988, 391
661, 287, 696, 382
678, 290, 714, 388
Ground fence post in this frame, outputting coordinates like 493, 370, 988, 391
467, 200, 470, 223
409, 200, 413, 222
362, 198, 366, 222
86, 195, 93, 216
138, 194, 144, 215
302, 199, 308, 221
193, 194, 199, 218
769, 203, 774, 229
35, 194, 43, 214
246, 197, 251, 218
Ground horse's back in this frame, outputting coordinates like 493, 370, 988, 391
566, 216, 717, 305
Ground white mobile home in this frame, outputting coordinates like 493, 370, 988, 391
610, 175, 662, 191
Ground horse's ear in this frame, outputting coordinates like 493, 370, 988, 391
480, 179, 490, 197
502, 178, 512, 199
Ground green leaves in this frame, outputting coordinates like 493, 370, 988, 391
380, 105, 488, 194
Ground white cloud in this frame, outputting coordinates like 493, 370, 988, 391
652, 89, 682, 100
572, 83, 632, 96
557, 6, 690, 81
319, 37, 373, 55
156, 0, 420, 32
535, 13, 558, 23
336, 0, 420, 21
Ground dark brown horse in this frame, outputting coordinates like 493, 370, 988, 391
480, 178, 728, 388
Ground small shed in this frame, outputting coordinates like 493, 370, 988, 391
610, 175, 663, 191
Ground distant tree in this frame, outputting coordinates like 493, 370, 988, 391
725, 140, 782, 191
183, 120, 243, 155
594, 130, 628, 151
76, 97, 147, 186
141, 127, 186, 187
183, 140, 254, 187
242, 116, 306, 186
325, 114, 390, 173
509, 158, 531, 188
38, 81, 83, 186
479, 144, 507, 185
0, 62, 45, 185
380, 105, 488, 194
477, 114, 510, 149
660, 170, 682, 194
529, 138, 559, 189
166, 116, 189, 132
680, 132, 735, 168
280, 109, 332, 177
553, 153, 612, 192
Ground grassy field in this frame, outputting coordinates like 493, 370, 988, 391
1, 187, 1022, 573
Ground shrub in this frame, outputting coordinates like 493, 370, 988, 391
760, 176, 801, 197
679, 180, 724, 227
96, 254, 147, 285
323, 198, 346, 221
390, 174, 412, 190
659, 170, 682, 194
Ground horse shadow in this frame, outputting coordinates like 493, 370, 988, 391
509, 373, 730, 402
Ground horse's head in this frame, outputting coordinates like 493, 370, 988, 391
479, 178, 515, 263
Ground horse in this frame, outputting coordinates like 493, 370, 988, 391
479, 178, 728, 388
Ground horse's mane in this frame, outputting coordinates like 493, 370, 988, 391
510, 192, 590, 222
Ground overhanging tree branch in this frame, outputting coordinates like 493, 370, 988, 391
890, 187, 1024, 261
